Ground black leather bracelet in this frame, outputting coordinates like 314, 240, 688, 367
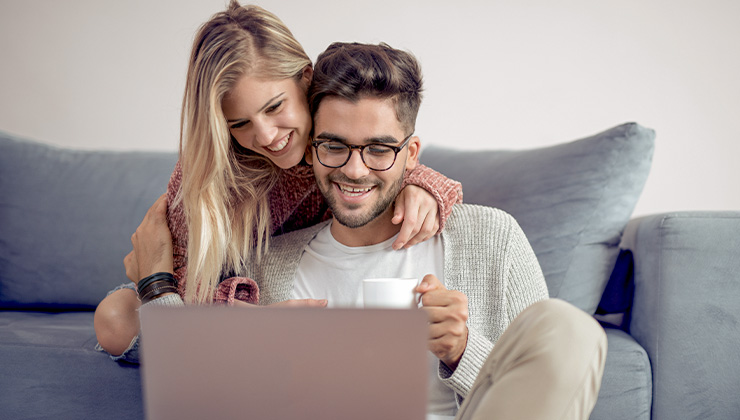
137, 272, 176, 296
140, 281, 179, 304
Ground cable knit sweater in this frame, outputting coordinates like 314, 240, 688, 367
240, 204, 549, 404
164, 162, 463, 304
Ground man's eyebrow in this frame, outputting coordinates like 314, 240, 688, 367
315, 132, 346, 142
315, 132, 401, 144
364, 136, 400, 145
226, 92, 285, 123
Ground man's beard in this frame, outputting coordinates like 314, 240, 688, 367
319, 172, 405, 229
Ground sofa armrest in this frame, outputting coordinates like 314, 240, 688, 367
622, 211, 740, 420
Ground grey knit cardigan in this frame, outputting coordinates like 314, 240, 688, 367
247, 203, 549, 404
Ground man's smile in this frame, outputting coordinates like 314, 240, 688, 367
336, 183, 375, 197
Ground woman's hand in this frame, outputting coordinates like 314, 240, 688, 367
392, 185, 440, 250
129, 194, 174, 284
123, 250, 139, 284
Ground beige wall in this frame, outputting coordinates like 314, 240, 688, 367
1, 0, 738, 216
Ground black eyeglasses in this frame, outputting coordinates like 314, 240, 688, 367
311, 134, 413, 171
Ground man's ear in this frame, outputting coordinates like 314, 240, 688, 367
404, 136, 420, 171
304, 139, 314, 165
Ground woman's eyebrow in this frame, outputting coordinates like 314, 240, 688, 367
259, 92, 286, 111
226, 92, 285, 123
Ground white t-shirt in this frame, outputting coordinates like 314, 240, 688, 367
292, 223, 458, 415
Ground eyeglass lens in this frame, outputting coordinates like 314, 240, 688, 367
317, 142, 398, 170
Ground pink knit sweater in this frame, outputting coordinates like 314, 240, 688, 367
165, 162, 462, 305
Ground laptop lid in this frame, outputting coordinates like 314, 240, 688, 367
140, 306, 428, 420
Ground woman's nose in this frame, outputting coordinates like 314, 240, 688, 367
253, 120, 278, 146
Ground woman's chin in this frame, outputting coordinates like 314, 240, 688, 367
271, 149, 306, 169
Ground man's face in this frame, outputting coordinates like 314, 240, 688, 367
309, 96, 419, 230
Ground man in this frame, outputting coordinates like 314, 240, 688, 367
243, 42, 607, 419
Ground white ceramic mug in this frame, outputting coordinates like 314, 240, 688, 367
362, 278, 419, 309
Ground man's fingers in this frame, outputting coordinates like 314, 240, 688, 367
427, 319, 468, 340
421, 289, 466, 307
421, 300, 468, 323
422, 305, 449, 324
415, 274, 444, 294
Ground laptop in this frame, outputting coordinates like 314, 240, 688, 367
139, 306, 429, 420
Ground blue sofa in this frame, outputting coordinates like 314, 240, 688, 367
1, 124, 738, 419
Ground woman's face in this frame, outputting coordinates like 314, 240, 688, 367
222, 68, 312, 169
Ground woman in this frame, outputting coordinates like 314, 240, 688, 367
94, 1, 461, 363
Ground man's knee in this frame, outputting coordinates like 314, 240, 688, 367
520, 298, 607, 374
524, 298, 603, 333
516, 299, 606, 360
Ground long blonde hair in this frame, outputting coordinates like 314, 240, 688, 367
178, 1, 311, 304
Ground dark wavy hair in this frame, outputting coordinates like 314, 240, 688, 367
309, 42, 424, 136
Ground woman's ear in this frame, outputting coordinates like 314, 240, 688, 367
301, 66, 313, 90
404, 136, 420, 171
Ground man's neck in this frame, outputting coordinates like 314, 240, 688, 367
329, 207, 401, 247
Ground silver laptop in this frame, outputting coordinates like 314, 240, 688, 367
139, 306, 428, 420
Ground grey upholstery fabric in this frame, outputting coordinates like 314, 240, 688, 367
420, 122, 654, 314
1, 125, 664, 420
628, 212, 740, 419
590, 328, 652, 420
0, 131, 177, 309
0, 311, 143, 419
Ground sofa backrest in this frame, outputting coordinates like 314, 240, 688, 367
1, 122, 654, 313
0, 131, 178, 310
421, 122, 654, 314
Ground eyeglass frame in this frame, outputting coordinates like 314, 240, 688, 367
310, 133, 414, 172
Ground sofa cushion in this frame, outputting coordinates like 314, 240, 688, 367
590, 328, 652, 420
628, 212, 740, 419
0, 131, 178, 309
0, 311, 143, 419
420, 122, 654, 314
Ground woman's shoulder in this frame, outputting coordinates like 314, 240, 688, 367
282, 163, 314, 179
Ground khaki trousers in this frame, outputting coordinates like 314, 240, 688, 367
455, 299, 607, 420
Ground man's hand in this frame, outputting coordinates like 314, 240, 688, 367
392, 185, 440, 250
130, 194, 174, 283
415, 274, 469, 370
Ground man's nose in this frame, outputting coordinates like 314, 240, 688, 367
341, 149, 371, 179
